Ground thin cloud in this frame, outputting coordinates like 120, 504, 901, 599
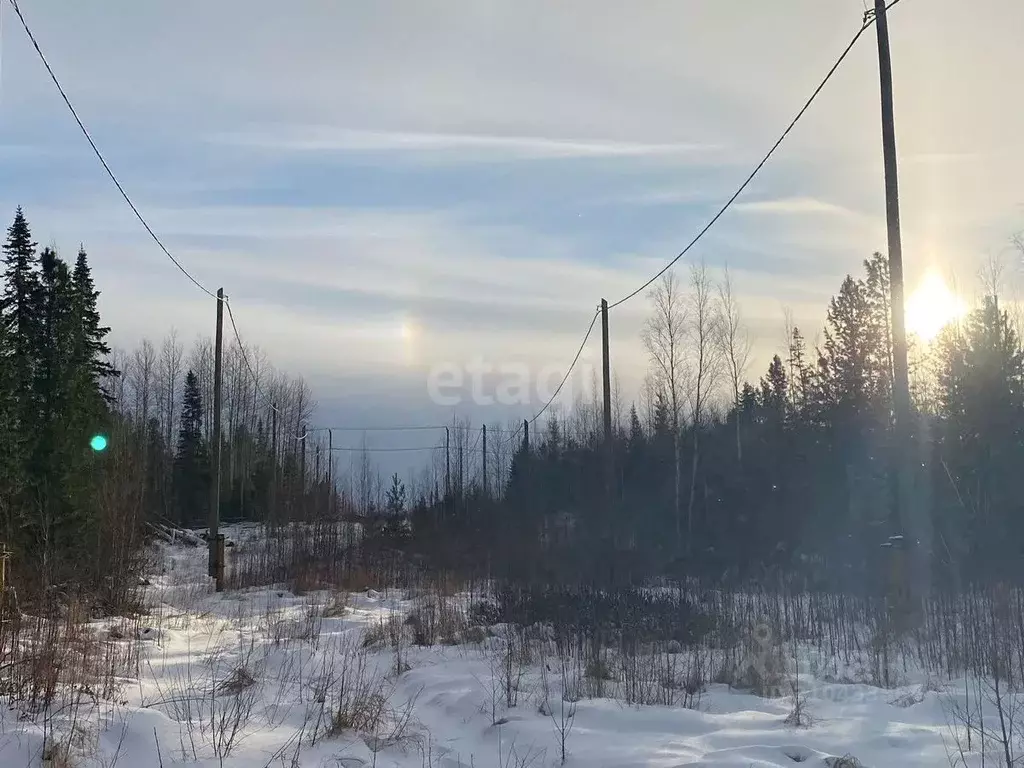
210, 127, 717, 160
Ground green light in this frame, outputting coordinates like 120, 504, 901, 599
89, 434, 108, 452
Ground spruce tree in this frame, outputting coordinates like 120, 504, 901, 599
174, 371, 209, 526
739, 382, 759, 417
1, 210, 43, 560
862, 252, 893, 408
71, 247, 116, 397
33, 248, 87, 579
0, 269, 18, 544
759, 355, 788, 418
815, 275, 875, 434
2, 208, 42, 417
936, 296, 1024, 578
787, 327, 809, 410
652, 390, 671, 440
627, 405, 643, 450
385, 472, 406, 516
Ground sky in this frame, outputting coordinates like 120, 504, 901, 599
1, 0, 1023, 472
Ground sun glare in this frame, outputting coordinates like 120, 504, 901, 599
905, 272, 966, 342
397, 318, 421, 365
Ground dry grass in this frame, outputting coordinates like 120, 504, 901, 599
362, 615, 405, 649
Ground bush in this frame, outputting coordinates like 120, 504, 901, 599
362, 615, 404, 649
407, 596, 467, 646
493, 584, 719, 647
469, 599, 502, 626
322, 593, 350, 618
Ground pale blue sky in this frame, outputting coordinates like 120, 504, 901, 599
1, 0, 1022, 463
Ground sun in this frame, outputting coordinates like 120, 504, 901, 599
905, 272, 966, 342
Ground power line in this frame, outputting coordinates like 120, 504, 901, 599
13, 0, 908, 476
223, 297, 277, 410
505, 307, 601, 447
8, 0, 318, 443
329, 445, 440, 453
225, 299, 318, 443
325, 424, 481, 433
607, 13, 877, 310
11, 0, 475, 451
327, 425, 445, 432
8, 0, 309, 442
7, 0, 217, 299
228, 300, 488, 441
529, 307, 601, 426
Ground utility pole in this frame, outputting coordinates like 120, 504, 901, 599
482, 424, 488, 499
523, 419, 529, 453
458, 435, 464, 499
209, 288, 225, 591
444, 426, 451, 499
600, 299, 615, 584
600, 300, 613, 500
270, 403, 278, 527
873, 0, 925, 614
328, 428, 334, 518
300, 424, 307, 498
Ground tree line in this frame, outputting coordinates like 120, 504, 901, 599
0, 208, 335, 607
7, 201, 1023, 603
107, 324, 320, 529
405, 251, 1024, 595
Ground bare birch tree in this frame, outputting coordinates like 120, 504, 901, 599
451, 414, 473, 499
641, 271, 688, 546
157, 331, 184, 518
685, 262, 723, 556
486, 420, 512, 500
717, 267, 752, 463
639, 372, 660, 434
612, 371, 625, 436
353, 434, 377, 515
158, 331, 184, 451
131, 339, 157, 427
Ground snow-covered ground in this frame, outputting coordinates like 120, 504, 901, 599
0, 530, 980, 767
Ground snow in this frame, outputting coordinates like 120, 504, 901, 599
0, 529, 979, 767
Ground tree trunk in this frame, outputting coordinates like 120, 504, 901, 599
674, 431, 681, 546
687, 428, 700, 558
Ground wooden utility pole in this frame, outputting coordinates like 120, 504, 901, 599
444, 426, 451, 499
482, 424, 488, 498
270, 402, 278, 526
873, 0, 926, 609
600, 300, 613, 499
523, 419, 529, 453
458, 435, 464, 499
300, 424, 307, 495
328, 428, 334, 517
209, 288, 225, 590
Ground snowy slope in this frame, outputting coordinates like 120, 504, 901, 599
0, 532, 972, 767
